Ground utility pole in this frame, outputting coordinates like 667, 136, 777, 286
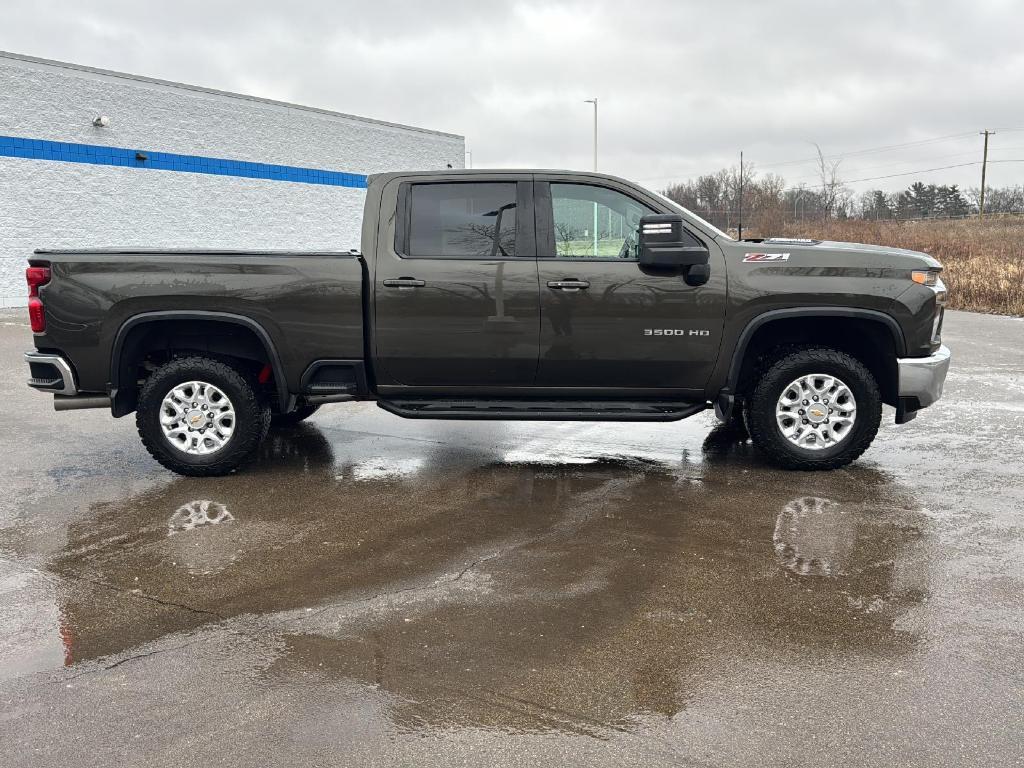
738, 151, 744, 240
584, 98, 598, 170
979, 130, 994, 219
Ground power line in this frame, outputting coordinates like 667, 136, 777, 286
637, 130, 982, 185
642, 134, 1024, 190
782, 146, 1024, 185
780, 159, 1024, 194
757, 131, 978, 170
784, 162, 973, 192
839, 162, 980, 184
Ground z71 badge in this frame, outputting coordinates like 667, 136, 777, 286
743, 252, 790, 262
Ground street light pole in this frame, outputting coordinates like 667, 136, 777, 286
583, 98, 599, 255
584, 98, 598, 170
793, 190, 807, 222
738, 150, 744, 240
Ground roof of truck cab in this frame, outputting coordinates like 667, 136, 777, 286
367, 169, 640, 185
378, 169, 598, 174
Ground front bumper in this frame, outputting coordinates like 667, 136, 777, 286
898, 345, 951, 408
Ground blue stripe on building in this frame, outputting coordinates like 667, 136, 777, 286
0, 135, 368, 188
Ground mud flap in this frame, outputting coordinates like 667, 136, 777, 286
714, 392, 735, 422
895, 397, 919, 425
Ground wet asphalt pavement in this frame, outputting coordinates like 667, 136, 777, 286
0, 309, 1021, 767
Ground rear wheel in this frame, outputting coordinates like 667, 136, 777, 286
136, 356, 271, 476
746, 347, 881, 470
271, 404, 321, 428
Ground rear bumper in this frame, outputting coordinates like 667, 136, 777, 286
898, 345, 951, 408
25, 351, 77, 396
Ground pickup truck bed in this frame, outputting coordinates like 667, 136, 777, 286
31, 248, 366, 413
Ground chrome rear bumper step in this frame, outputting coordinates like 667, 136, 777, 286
25, 351, 77, 396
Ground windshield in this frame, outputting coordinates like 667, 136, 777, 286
648, 189, 735, 241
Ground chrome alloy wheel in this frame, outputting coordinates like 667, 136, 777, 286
775, 374, 857, 451
160, 381, 236, 455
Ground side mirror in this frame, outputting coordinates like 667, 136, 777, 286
638, 214, 710, 269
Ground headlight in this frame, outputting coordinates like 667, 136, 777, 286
911, 269, 940, 287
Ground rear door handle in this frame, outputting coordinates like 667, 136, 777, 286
547, 279, 590, 291
383, 277, 426, 288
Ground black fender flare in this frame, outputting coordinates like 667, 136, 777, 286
109, 310, 290, 416
716, 307, 906, 419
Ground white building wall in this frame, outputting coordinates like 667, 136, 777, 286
0, 52, 465, 306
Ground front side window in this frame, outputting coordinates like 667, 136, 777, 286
550, 183, 654, 259
407, 182, 517, 258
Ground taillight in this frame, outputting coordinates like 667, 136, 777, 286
26, 264, 50, 333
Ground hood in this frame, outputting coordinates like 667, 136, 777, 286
728, 237, 942, 270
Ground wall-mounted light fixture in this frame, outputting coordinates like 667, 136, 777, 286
92, 115, 110, 127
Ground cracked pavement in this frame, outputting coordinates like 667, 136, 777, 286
0, 309, 1022, 767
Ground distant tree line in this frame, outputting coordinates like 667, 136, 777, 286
662, 164, 1024, 231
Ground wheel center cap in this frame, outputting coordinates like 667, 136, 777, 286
187, 410, 205, 427
807, 405, 828, 424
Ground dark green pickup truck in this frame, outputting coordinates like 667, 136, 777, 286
24, 169, 950, 476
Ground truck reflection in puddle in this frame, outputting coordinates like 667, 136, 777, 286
38, 422, 930, 734
168, 500, 234, 536
165, 500, 236, 576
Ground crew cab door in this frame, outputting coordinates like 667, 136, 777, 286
534, 178, 726, 391
373, 176, 539, 387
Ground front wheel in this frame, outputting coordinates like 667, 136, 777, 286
746, 347, 881, 471
136, 356, 271, 476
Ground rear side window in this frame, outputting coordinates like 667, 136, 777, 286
407, 182, 517, 258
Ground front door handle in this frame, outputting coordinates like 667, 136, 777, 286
547, 279, 590, 292
383, 277, 426, 288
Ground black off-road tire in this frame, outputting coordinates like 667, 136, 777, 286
136, 356, 271, 477
746, 347, 881, 471
270, 404, 321, 428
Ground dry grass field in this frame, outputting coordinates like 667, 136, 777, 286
775, 217, 1024, 316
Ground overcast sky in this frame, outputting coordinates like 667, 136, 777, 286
3, 0, 1022, 194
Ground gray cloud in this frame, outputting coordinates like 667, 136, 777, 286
3, 0, 1022, 192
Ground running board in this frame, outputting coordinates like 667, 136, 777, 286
377, 398, 709, 422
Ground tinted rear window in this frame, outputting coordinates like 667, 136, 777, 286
407, 182, 517, 258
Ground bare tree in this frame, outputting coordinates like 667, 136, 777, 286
813, 143, 846, 218
554, 222, 582, 256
